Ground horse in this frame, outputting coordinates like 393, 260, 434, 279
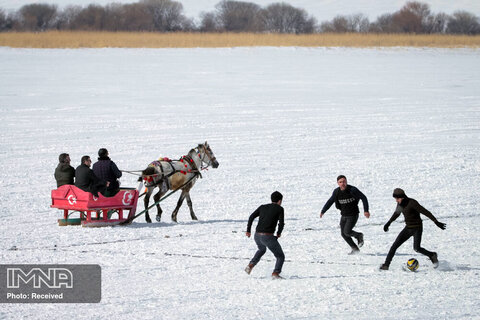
140, 141, 219, 223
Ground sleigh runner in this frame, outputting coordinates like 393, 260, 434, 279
51, 185, 139, 227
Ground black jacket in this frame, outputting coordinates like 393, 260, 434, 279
247, 203, 285, 235
75, 164, 105, 196
54, 163, 75, 187
321, 185, 369, 216
93, 156, 122, 191
387, 197, 439, 228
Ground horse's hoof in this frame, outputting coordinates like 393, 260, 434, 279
146, 218, 152, 223
192, 216, 198, 220
156, 215, 161, 222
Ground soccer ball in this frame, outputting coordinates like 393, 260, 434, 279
406, 258, 419, 271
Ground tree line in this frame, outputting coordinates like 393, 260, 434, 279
1, 0, 479, 34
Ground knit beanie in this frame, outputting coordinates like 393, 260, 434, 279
392, 188, 406, 198
98, 148, 108, 158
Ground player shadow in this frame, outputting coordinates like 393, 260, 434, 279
362, 252, 411, 257
437, 261, 480, 272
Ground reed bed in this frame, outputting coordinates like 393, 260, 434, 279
1, 31, 480, 48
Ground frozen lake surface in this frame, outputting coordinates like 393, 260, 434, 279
1, 47, 480, 319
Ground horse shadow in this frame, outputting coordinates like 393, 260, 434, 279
128, 219, 246, 229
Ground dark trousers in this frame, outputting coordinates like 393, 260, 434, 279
250, 233, 285, 274
340, 215, 361, 250
385, 225, 434, 265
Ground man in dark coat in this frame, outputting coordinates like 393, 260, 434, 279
245, 191, 285, 279
54, 153, 75, 187
93, 148, 122, 196
75, 155, 108, 197
380, 188, 446, 270
320, 175, 370, 254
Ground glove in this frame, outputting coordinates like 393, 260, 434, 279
435, 221, 446, 230
383, 222, 391, 232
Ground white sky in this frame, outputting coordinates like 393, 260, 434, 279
1, 0, 479, 22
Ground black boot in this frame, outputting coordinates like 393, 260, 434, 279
429, 252, 439, 268
379, 264, 389, 270
357, 233, 364, 248
245, 263, 254, 275
349, 247, 360, 255
272, 272, 283, 279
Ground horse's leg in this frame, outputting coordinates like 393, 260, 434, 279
144, 188, 153, 223
185, 192, 198, 220
171, 190, 187, 223
153, 189, 164, 222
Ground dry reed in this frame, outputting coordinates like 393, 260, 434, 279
1, 31, 480, 48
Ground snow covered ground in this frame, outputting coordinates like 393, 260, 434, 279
1, 47, 480, 319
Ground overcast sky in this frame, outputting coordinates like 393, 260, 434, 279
1, 0, 479, 22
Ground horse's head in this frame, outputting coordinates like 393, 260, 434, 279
197, 141, 219, 169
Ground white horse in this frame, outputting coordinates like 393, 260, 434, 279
140, 142, 219, 223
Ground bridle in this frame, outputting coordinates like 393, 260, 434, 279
197, 144, 216, 170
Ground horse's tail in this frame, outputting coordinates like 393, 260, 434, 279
142, 166, 157, 177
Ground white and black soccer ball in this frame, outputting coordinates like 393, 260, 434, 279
406, 258, 419, 271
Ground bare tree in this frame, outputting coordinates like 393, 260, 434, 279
447, 10, 480, 34
425, 12, 449, 33
260, 2, 316, 34
4, 0, 479, 35
0, 9, 6, 30
404, 1, 431, 21
103, 3, 126, 31
348, 13, 370, 33
369, 13, 400, 33
331, 15, 349, 32
392, 10, 422, 33
199, 11, 219, 32
215, 0, 263, 32
18, 3, 58, 31
320, 14, 368, 33
392, 1, 432, 33
141, 0, 188, 32
320, 15, 347, 32
122, 3, 153, 31
70, 4, 106, 30
55, 5, 82, 30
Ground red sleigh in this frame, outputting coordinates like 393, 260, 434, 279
51, 185, 139, 227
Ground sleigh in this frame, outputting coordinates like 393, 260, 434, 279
51, 185, 139, 227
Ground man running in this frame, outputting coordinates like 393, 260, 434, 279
380, 188, 446, 270
245, 191, 285, 279
320, 175, 370, 254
